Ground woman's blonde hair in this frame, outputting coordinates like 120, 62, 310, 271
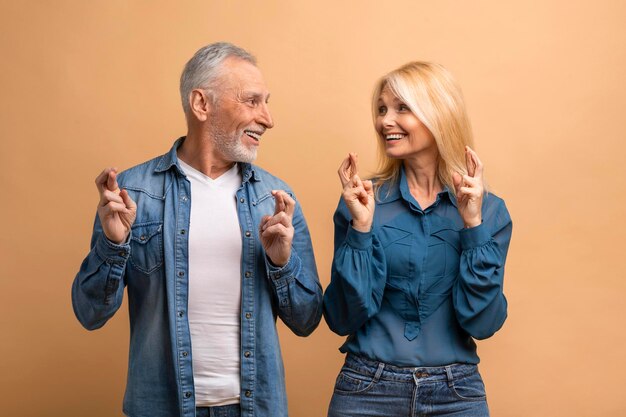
371, 62, 477, 197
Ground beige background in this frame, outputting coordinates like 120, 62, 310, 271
1, 1, 625, 416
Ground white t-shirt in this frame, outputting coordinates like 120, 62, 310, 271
179, 159, 242, 407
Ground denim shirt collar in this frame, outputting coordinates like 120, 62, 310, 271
154, 136, 261, 183
377, 166, 457, 209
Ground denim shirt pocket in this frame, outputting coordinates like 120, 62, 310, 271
129, 221, 164, 275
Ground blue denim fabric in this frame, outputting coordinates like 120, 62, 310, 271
324, 166, 512, 367
328, 354, 489, 417
72, 138, 323, 417
196, 404, 240, 417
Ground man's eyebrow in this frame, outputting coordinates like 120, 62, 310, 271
242, 91, 271, 102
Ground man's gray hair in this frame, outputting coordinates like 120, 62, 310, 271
180, 42, 256, 116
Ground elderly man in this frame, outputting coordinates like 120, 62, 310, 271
72, 42, 322, 417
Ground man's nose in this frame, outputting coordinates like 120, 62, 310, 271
259, 103, 274, 129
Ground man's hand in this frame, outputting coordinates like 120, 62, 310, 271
96, 168, 137, 244
259, 190, 295, 267
338, 153, 375, 233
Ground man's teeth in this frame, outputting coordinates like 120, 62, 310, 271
245, 131, 261, 140
385, 134, 404, 140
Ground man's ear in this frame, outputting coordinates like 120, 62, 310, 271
189, 89, 212, 122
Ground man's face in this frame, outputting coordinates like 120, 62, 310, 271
207, 57, 274, 163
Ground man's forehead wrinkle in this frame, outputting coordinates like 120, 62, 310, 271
212, 60, 270, 103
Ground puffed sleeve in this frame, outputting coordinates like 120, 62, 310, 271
323, 198, 387, 336
453, 196, 513, 339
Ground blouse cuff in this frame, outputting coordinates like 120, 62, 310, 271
460, 222, 491, 250
345, 225, 373, 250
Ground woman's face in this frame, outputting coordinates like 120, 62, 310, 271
375, 86, 438, 162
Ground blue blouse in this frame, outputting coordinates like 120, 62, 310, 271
323, 169, 512, 367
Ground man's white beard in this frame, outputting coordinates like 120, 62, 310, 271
209, 125, 257, 163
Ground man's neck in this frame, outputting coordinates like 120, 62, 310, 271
177, 132, 236, 179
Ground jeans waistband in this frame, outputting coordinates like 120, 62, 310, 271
344, 353, 479, 384
196, 403, 240, 417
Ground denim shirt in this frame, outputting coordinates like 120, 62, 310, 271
323, 168, 512, 367
72, 138, 323, 417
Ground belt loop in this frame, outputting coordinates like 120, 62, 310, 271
445, 366, 454, 387
373, 362, 385, 382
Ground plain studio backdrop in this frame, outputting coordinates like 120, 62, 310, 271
1, 1, 625, 416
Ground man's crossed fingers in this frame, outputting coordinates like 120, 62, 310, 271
261, 190, 295, 233
96, 168, 135, 212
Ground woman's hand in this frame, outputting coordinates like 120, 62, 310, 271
338, 153, 375, 233
452, 146, 484, 228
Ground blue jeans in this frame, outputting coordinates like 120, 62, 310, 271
196, 404, 240, 417
328, 354, 489, 417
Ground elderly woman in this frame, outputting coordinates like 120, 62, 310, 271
323, 62, 513, 417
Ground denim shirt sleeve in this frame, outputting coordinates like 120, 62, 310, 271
453, 197, 513, 339
323, 198, 388, 336
71, 213, 129, 330
264, 200, 323, 337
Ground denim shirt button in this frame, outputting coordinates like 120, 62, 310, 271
245, 390, 252, 397
178, 311, 184, 317
178, 271, 185, 277
240, 198, 245, 203
245, 271, 251, 278
245, 313, 251, 319
180, 229, 186, 235
244, 351, 251, 357
184, 391, 192, 399
181, 195, 188, 202
182, 351, 188, 357
245, 231, 251, 237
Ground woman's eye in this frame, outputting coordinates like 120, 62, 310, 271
378, 106, 387, 115
398, 104, 409, 111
